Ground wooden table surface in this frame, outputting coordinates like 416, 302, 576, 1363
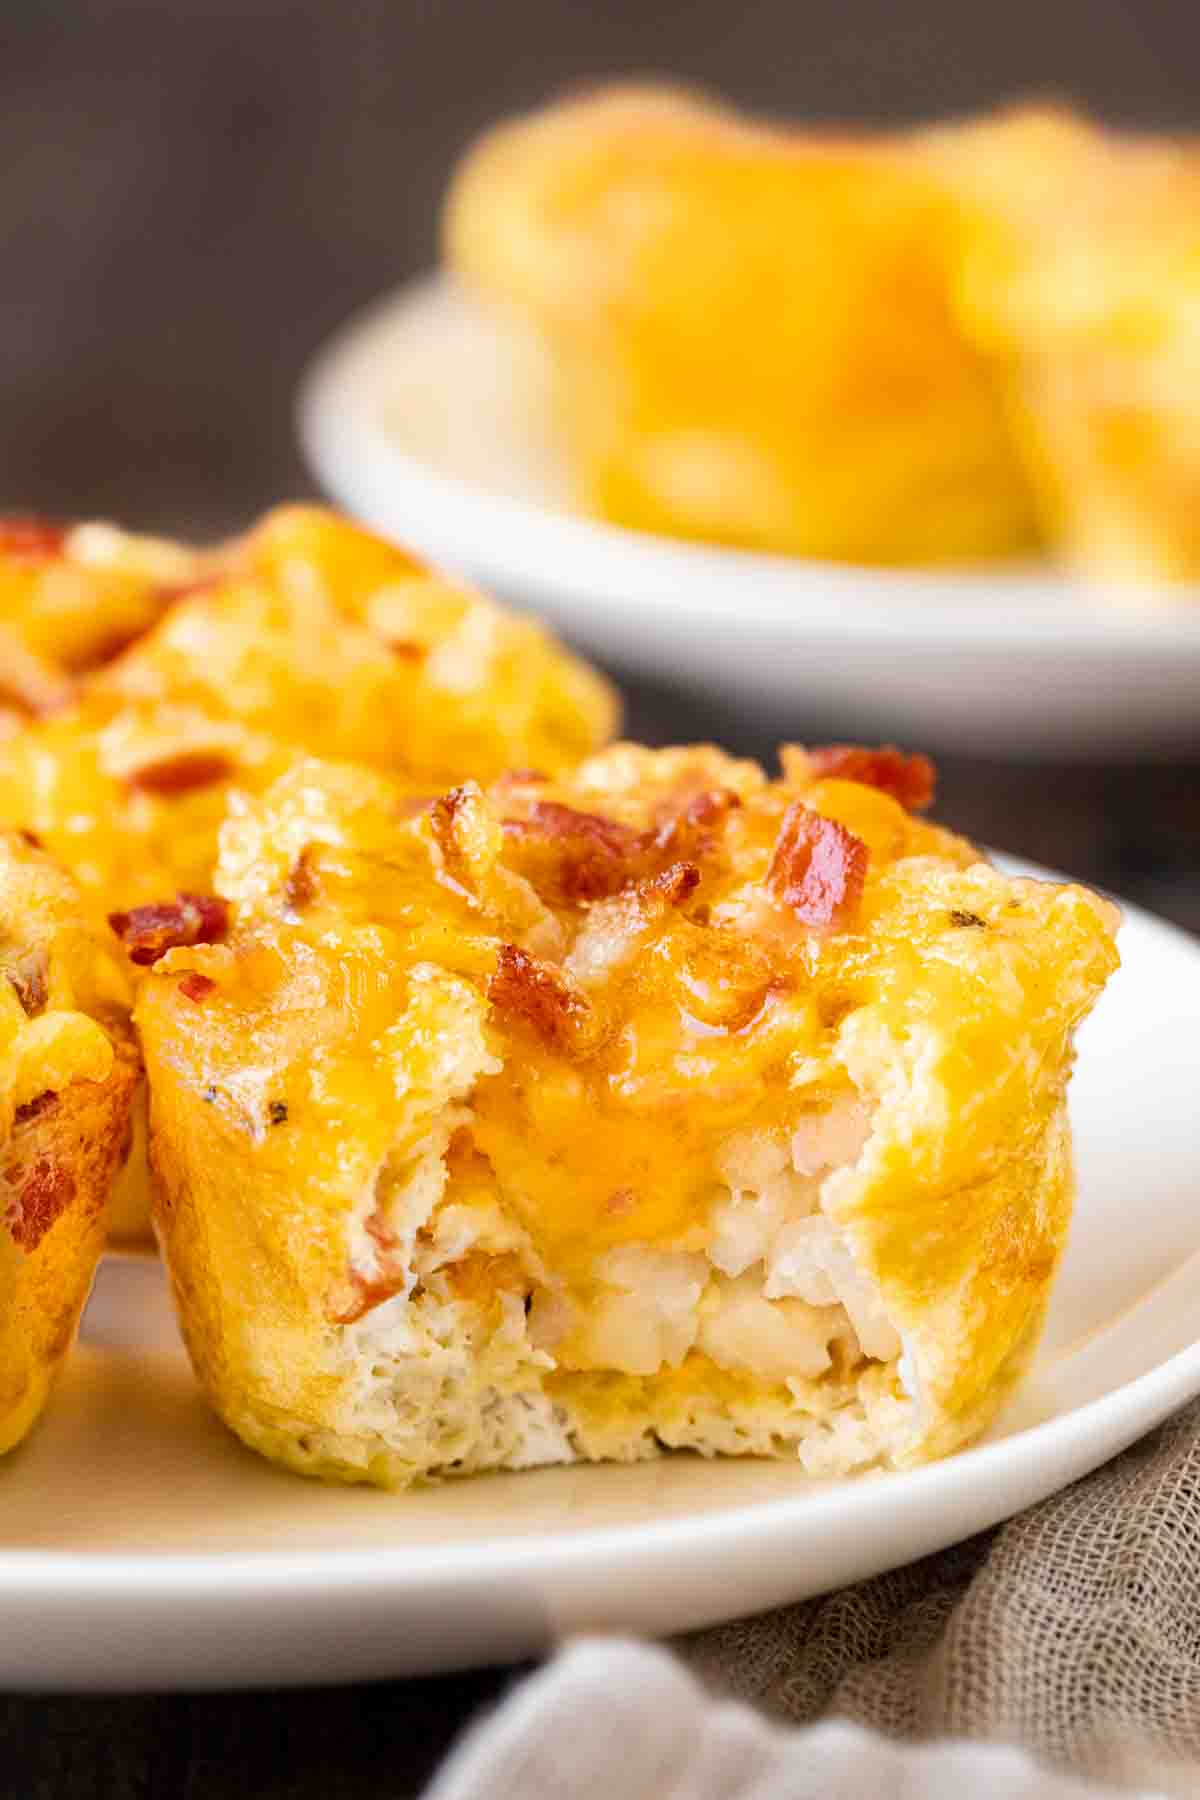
2, 0, 1198, 1792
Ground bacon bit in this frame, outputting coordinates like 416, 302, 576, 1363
327, 1270, 406, 1326
648, 860, 701, 906
507, 801, 640, 857
768, 803, 868, 933
17, 828, 42, 849
327, 1193, 406, 1320
363, 1209, 399, 1254
14, 1090, 57, 1125
6, 950, 48, 1017
178, 972, 216, 1004
653, 787, 741, 858
0, 517, 68, 562
108, 892, 229, 966
949, 909, 987, 929
126, 749, 235, 796
284, 845, 320, 916
386, 640, 425, 662
807, 745, 936, 813
268, 1100, 288, 1126
429, 785, 476, 889
503, 792, 731, 906
502, 801, 645, 901
6, 1156, 76, 1252
489, 943, 589, 1049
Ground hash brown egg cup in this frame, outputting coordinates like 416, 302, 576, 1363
138, 745, 1117, 1486
445, 86, 1038, 565
0, 504, 618, 913
0, 505, 617, 1242
449, 85, 1200, 587
0, 834, 138, 1455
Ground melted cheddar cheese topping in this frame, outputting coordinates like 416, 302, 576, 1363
0, 506, 617, 913
145, 744, 1116, 1326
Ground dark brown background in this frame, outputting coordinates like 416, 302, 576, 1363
6, 0, 1200, 541
1, 1, 1197, 1793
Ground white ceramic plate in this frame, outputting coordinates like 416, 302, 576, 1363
298, 276, 1200, 758
1, 881, 1198, 1691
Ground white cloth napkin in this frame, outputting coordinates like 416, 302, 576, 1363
425, 1400, 1200, 1798
426, 1640, 1164, 1799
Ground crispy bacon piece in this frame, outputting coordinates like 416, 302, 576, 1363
648, 860, 701, 906
178, 972, 216, 1004
500, 788, 732, 907
323, 1203, 410, 1323
125, 749, 235, 796
5, 1156, 76, 1252
327, 1269, 407, 1326
429, 785, 478, 890
0, 517, 69, 562
108, 892, 229, 966
807, 745, 936, 813
651, 786, 741, 864
284, 845, 320, 916
502, 801, 648, 901
14, 1090, 58, 1125
489, 943, 590, 1049
768, 803, 868, 932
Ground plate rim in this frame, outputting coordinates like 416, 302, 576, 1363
298, 272, 1200, 654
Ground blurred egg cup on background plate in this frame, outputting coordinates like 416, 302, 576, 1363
301, 87, 1200, 757
300, 274, 1200, 758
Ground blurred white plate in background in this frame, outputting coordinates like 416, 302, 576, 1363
1, 886, 1199, 1690
298, 275, 1200, 758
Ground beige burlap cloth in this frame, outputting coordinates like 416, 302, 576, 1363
428, 1398, 1200, 1798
